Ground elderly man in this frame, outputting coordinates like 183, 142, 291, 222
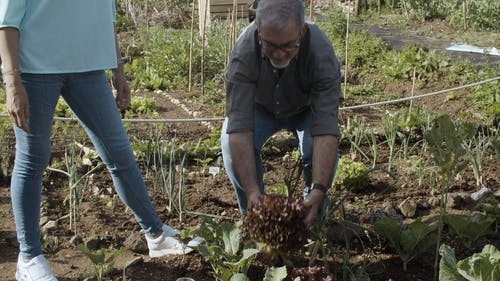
221, 0, 342, 226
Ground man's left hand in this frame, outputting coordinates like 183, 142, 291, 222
302, 189, 325, 226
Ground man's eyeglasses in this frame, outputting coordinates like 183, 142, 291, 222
258, 32, 301, 53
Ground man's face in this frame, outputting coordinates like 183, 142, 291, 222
258, 20, 304, 69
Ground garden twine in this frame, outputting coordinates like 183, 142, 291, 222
0, 76, 498, 123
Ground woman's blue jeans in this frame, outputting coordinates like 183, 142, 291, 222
221, 105, 338, 214
11, 71, 163, 259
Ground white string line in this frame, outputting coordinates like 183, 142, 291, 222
341, 76, 499, 110
0, 76, 498, 122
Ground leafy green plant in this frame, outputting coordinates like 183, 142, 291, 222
340, 30, 388, 77
42, 236, 61, 255
367, 128, 379, 169
424, 114, 475, 278
381, 44, 449, 84
468, 79, 499, 119
341, 116, 371, 160
125, 20, 236, 92
77, 244, 126, 281
382, 112, 400, 172
443, 214, 493, 248
439, 244, 500, 281
447, 0, 500, 30
47, 142, 104, 231
457, 244, 500, 281
345, 84, 382, 103
263, 266, 288, 281
333, 158, 370, 192
374, 217, 437, 271
244, 195, 307, 250
123, 95, 158, 118
186, 218, 259, 281
463, 133, 491, 188
308, 188, 352, 277
475, 198, 500, 232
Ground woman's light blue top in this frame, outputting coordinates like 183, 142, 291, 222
0, 0, 118, 73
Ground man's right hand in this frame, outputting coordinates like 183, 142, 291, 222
247, 190, 262, 210
4, 74, 30, 134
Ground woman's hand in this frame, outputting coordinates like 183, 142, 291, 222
4, 73, 30, 134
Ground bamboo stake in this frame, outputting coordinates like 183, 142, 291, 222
343, 1, 351, 99
463, 0, 467, 30
224, 11, 230, 69
233, 0, 237, 22
309, 0, 314, 21
409, 67, 416, 116
188, 2, 195, 92
231, 0, 237, 47
201, 0, 209, 96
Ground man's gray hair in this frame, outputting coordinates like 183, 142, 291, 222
256, 0, 305, 31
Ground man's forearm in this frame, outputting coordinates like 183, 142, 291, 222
228, 131, 260, 196
312, 135, 338, 186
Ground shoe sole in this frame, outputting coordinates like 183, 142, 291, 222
149, 247, 193, 258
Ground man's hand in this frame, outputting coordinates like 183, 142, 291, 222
247, 189, 262, 211
4, 74, 30, 134
302, 189, 325, 226
111, 67, 130, 110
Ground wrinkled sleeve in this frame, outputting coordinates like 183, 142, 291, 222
225, 56, 257, 134
224, 25, 259, 134
310, 29, 342, 138
0, 0, 26, 29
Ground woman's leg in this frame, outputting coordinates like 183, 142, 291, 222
11, 74, 62, 259
61, 71, 162, 236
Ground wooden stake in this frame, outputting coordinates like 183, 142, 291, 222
343, 1, 351, 99
188, 2, 195, 92
409, 67, 416, 116
309, 0, 314, 21
201, 0, 209, 96
463, 0, 467, 30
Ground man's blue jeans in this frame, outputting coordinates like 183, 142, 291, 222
221, 105, 338, 214
11, 71, 163, 259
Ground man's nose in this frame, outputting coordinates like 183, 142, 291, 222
271, 48, 287, 60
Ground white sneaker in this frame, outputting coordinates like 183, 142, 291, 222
161, 224, 180, 237
146, 225, 192, 257
160, 225, 205, 248
187, 236, 205, 247
15, 254, 58, 281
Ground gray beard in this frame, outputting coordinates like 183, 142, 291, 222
270, 59, 290, 69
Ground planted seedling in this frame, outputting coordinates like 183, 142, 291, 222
439, 243, 500, 281
374, 217, 437, 271
333, 158, 370, 192
185, 218, 259, 281
77, 243, 126, 281
443, 214, 493, 248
